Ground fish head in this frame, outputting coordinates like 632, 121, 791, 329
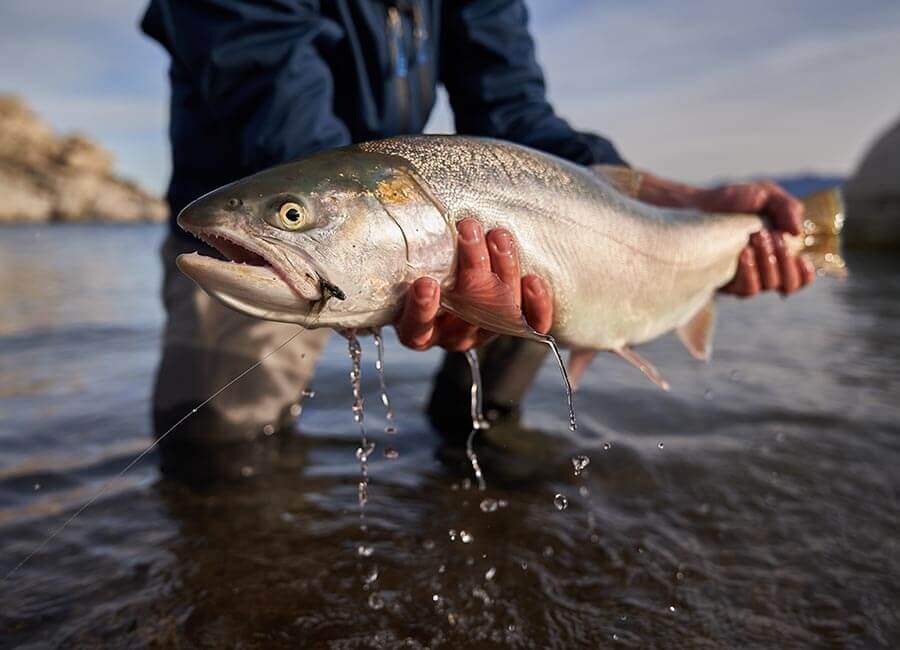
176, 150, 424, 329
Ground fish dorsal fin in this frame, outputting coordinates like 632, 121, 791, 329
568, 348, 598, 391
677, 299, 716, 361
591, 164, 642, 198
614, 347, 670, 391
440, 270, 542, 340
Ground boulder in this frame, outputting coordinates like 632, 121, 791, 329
844, 116, 900, 248
0, 94, 167, 223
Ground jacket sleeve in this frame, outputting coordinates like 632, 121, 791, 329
141, 0, 350, 171
439, 0, 626, 166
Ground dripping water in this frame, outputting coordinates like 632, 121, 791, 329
464, 349, 488, 491
372, 328, 397, 437
540, 335, 578, 431
347, 334, 370, 525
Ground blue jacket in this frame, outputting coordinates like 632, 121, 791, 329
141, 0, 626, 231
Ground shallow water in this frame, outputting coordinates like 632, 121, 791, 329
1, 224, 898, 648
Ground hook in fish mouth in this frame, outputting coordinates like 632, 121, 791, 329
319, 277, 346, 301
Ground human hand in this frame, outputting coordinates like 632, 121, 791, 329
395, 218, 553, 351
638, 174, 815, 297
694, 182, 815, 297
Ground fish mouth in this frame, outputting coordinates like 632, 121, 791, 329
176, 223, 324, 320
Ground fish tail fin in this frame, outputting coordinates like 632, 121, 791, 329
790, 187, 847, 278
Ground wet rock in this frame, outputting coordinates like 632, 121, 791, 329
0, 94, 167, 223
844, 115, 900, 249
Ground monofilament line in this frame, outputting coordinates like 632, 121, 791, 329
1, 326, 307, 584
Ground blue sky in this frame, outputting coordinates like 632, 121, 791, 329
1, 0, 898, 194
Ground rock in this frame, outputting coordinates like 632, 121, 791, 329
844, 116, 900, 249
0, 94, 167, 223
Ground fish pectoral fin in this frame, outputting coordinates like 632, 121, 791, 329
568, 348, 598, 391
591, 164, 642, 198
440, 269, 542, 340
614, 347, 670, 391
677, 299, 716, 361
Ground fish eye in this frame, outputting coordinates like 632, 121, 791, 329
278, 202, 306, 230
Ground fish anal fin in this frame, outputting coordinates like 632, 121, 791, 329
568, 348, 598, 391
677, 300, 716, 361
614, 347, 670, 391
441, 269, 541, 340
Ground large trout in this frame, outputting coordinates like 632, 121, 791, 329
176, 135, 845, 389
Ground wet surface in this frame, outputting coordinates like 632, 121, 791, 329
1, 224, 899, 648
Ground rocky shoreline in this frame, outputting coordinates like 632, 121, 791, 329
0, 94, 167, 223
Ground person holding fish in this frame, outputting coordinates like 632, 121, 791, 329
142, 0, 815, 480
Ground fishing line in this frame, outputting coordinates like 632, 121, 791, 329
2, 325, 307, 584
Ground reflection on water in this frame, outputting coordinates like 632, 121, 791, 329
1, 225, 899, 647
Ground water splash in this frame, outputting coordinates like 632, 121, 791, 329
540, 335, 578, 431
464, 349, 488, 491
372, 328, 397, 437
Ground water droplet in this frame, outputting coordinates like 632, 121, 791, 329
542, 545, 554, 558
484, 567, 496, 581
704, 388, 714, 400
578, 485, 590, 498
422, 538, 435, 550
432, 594, 441, 603
302, 388, 316, 398
240, 465, 254, 477
438, 564, 446, 574
520, 561, 528, 570
368, 592, 384, 610
554, 493, 568, 510
289, 403, 302, 417
729, 369, 741, 381
589, 533, 600, 544
460, 530, 474, 544
675, 571, 685, 581
383, 447, 399, 460
279, 512, 296, 523
571, 454, 590, 476
472, 586, 492, 605
612, 633, 619, 641
357, 544, 374, 557
668, 605, 677, 613
363, 566, 379, 585
356, 441, 376, 461
480, 498, 499, 512
657, 442, 664, 450
262, 423, 275, 436
384, 426, 398, 435
357, 481, 368, 506
33, 483, 41, 491
508, 624, 517, 633
602, 442, 612, 451
448, 529, 458, 541
461, 478, 472, 491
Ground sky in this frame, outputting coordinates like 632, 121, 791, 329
1, 0, 898, 194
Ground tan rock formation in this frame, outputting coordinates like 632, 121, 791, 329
844, 116, 900, 248
0, 94, 167, 223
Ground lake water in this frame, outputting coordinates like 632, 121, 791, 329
1, 224, 898, 648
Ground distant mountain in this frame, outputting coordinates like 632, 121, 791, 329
769, 174, 845, 197
0, 94, 167, 223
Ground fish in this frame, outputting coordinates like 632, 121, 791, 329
176, 135, 845, 389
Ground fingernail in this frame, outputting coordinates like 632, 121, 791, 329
414, 280, 436, 304
525, 276, 544, 297
491, 230, 512, 254
457, 219, 481, 243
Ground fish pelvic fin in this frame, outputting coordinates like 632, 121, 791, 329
614, 347, 670, 391
568, 348, 598, 391
440, 269, 543, 340
785, 187, 847, 278
677, 299, 716, 362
